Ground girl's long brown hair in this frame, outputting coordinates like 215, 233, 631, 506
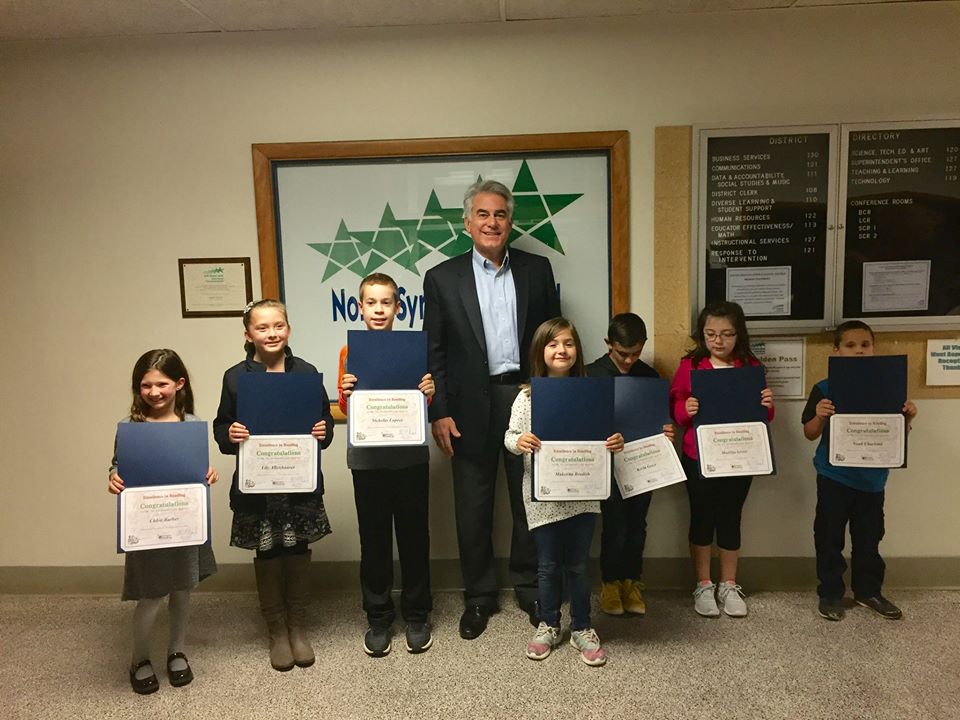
129, 349, 194, 422
521, 317, 585, 394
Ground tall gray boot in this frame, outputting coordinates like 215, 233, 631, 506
284, 550, 315, 668
253, 556, 295, 671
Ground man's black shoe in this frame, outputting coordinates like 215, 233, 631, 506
855, 594, 902, 620
520, 599, 540, 628
817, 597, 845, 621
458, 606, 491, 640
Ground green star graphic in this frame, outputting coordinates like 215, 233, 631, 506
308, 159, 582, 280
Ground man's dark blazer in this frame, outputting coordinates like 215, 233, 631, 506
423, 247, 561, 457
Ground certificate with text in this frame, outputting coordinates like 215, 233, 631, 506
696, 422, 773, 478
119, 484, 209, 552
239, 435, 318, 493
348, 390, 427, 447
533, 441, 610, 501
829, 414, 905, 468
614, 434, 687, 498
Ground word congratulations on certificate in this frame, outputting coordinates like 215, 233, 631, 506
348, 389, 427, 447
696, 422, 773, 478
534, 441, 611, 501
119, 484, 208, 552
829, 413, 905, 468
239, 435, 318, 493
614, 433, 686, 498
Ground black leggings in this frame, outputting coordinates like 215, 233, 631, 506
255, 541, 309, 560
682, 455, 752, 550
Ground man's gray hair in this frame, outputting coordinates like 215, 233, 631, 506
463, 179, 514, 220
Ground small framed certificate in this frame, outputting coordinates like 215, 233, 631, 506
533, 441, 611, 501
829, 413, 905, 468
696, 422, 774, 478
239, 435, 318, 493
119, 484, 209, 552
614, 433, 687, 498
348, 390, 427, 447
179, 257, 253, 318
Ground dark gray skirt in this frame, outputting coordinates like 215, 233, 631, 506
121, 544, 217, 601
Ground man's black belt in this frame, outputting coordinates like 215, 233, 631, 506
489, 371, 523, 385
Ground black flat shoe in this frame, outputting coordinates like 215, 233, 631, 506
167, 652, 194, 687
458, 605, 491, 640
520, 599, 540, 628
129, 659, 159, 695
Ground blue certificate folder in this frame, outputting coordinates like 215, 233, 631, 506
531, 377, 615, 440
690, 366, 769, 426
236, 373, 325, 435
115, 421, 210, 553
530, 377, 614, 503
828, 356, 907, 414
690, 365, 776, 475
828, 355, 908, 467
615, 377, 671, 442
348, 330, 427, 390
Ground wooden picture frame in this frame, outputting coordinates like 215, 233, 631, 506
250, 131, 630, 418
178, 257, 253, 318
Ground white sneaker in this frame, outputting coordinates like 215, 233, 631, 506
693, 581, 720, 617
717, 582, 748, 617
525, 622, 561, 661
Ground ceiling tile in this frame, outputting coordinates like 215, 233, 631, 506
188, 0, 501, 31
506, 0, 796, 21
0, 0, 218, 40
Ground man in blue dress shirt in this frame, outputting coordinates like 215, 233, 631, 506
423, 179, 561, 639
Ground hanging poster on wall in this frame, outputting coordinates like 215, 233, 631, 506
698, 125, 838, 332
251, 133, 629, 411
839, 121, 960, 326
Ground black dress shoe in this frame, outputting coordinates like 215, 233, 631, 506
129, 659, 159, 695
166, 652, 194, 687
855, 594, 902, 620
458, 606, 491, 640
520, 599, 540, 628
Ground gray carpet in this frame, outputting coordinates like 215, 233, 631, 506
2, 590, 958, 720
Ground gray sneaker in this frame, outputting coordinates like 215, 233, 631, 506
525, 622, 561, 660
569, 628, 606, 666
693, 582, 720, 617
405, 622, 433, 653
363, 626, 392, 657
717, 582, 748, 617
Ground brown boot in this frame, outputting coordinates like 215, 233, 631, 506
253, 556, 295, 672
284, 550, 315, 668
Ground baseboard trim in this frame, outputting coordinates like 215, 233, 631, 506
2, 557, 958, 595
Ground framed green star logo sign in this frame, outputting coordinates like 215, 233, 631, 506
252, 131, 629, 401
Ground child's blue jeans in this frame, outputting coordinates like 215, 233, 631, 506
531, 512, 597, 631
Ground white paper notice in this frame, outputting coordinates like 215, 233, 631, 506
750, 337, 805, 400
862, 260, 930, 313
182, 261, 249, 313
926, 339, 960, 386
726, 266, 791, 317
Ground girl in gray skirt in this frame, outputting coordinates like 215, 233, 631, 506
108, 349, 218, 694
